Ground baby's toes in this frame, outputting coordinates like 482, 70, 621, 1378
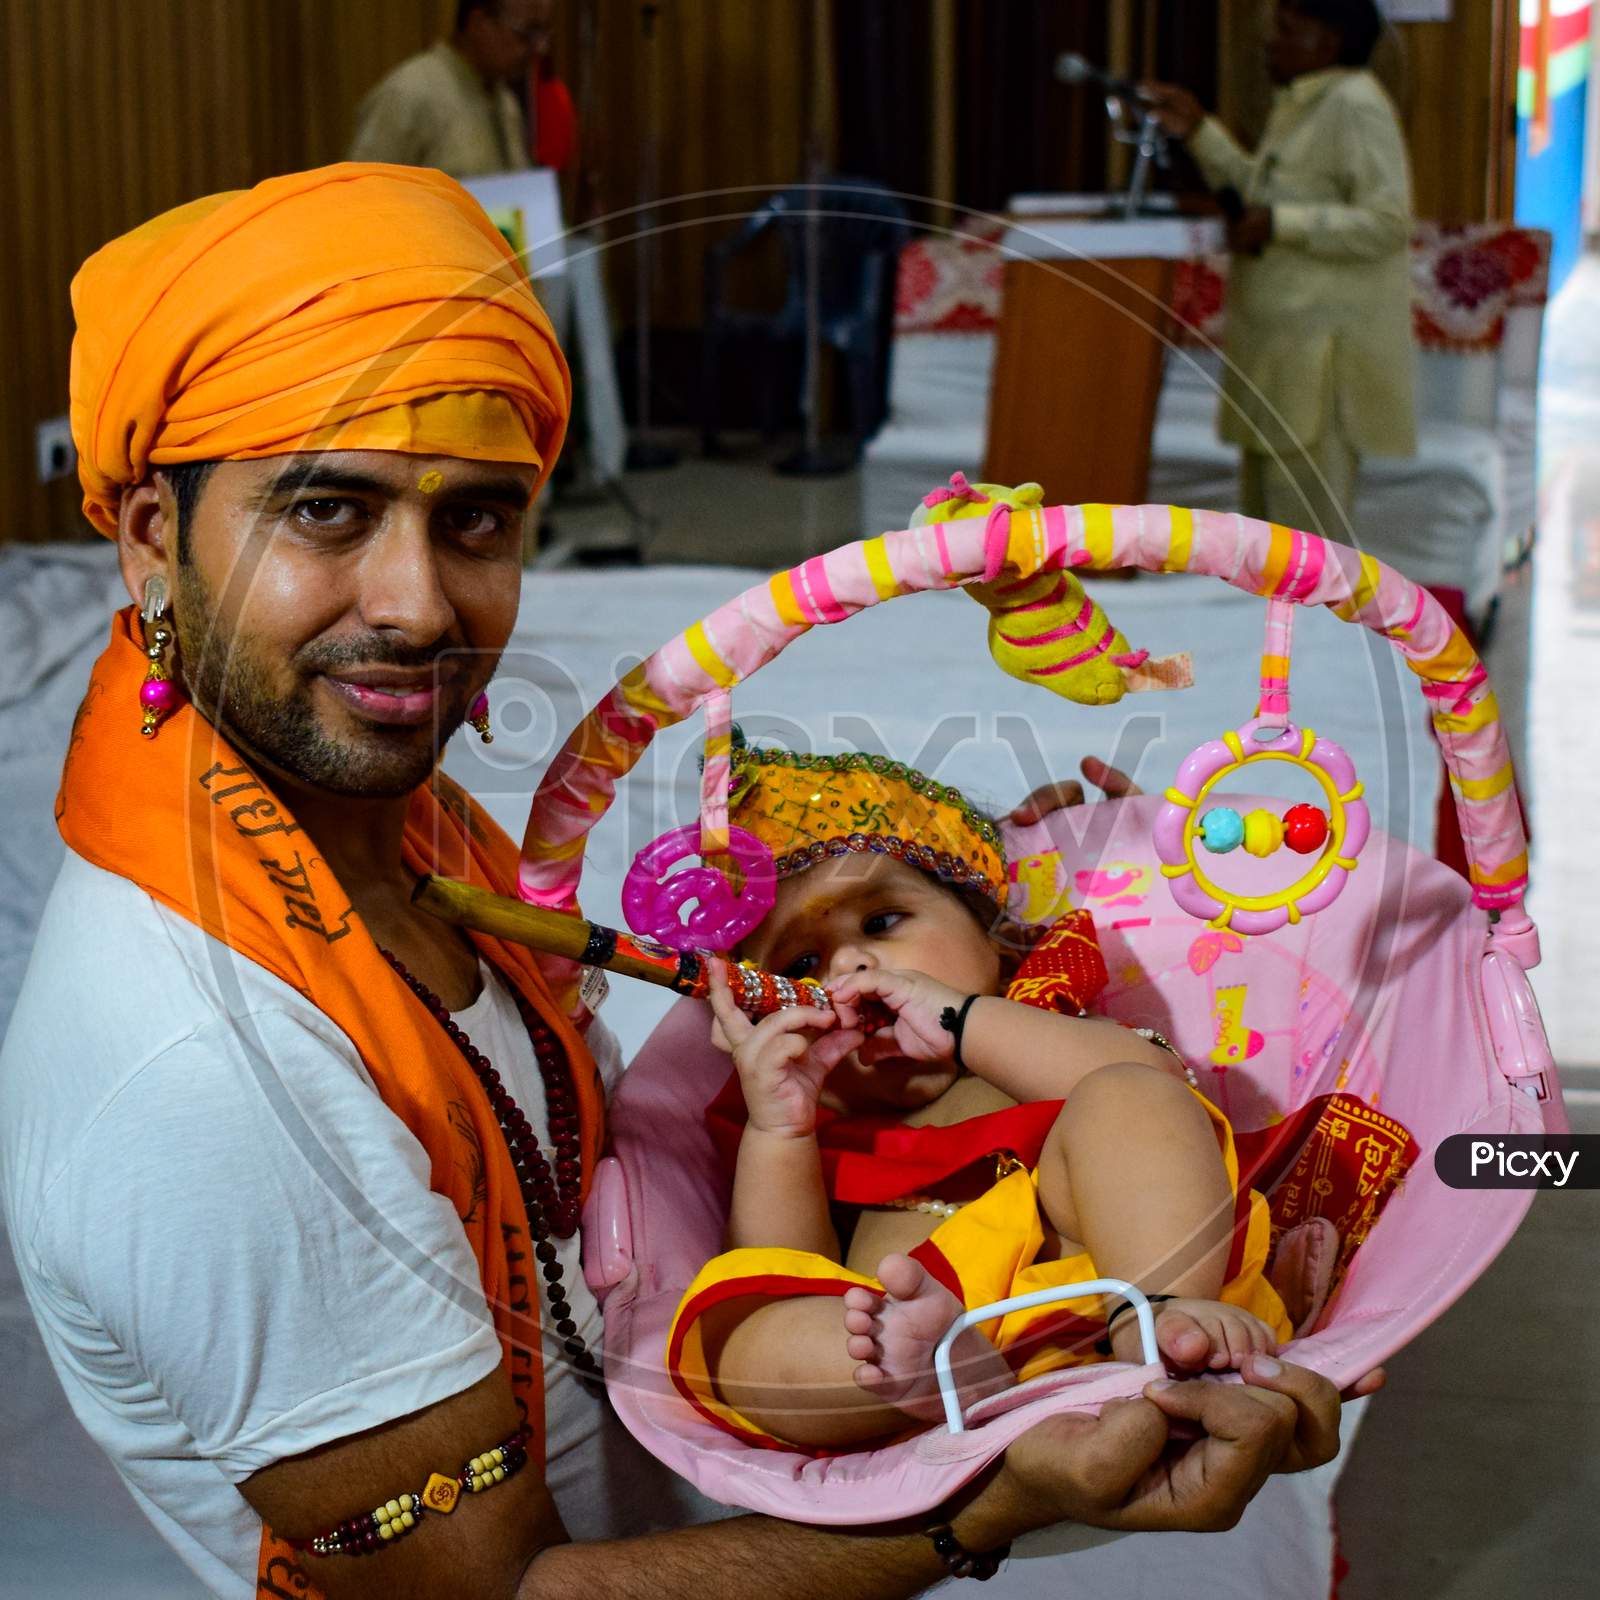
843, 1304, 879, 1338
845, 1332, 882, 1363
1244, 1313, 1278, 1356
1210, 1315, 1254, 1369
843, 1286, 883, 1317
1156, 1308, 1213, 1369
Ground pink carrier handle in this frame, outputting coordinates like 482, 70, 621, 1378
519, 504, 1528, 960
933, 1278, 1159, 1434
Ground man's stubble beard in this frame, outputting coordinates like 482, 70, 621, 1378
172, 556, 474, 800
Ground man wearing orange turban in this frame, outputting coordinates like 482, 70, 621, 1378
0, 162, 1365, 1600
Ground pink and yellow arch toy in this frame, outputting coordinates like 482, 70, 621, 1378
519, 498, 1534, 1012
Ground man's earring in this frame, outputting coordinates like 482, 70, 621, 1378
467, 691, 493, 745
138, 575, 183, 738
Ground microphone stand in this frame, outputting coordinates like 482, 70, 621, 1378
1055, 53, 1172, 219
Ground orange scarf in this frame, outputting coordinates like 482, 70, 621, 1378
56, 610, 605, 1598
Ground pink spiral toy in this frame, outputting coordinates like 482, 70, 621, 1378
621, 824, 777, 952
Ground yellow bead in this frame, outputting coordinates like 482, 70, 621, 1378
400, 1494, 413, 1511
491, 1465, 506, 1482
491, 1448, 504, 1465
385, 1498, 401, 1518
379, 1522, 396, 1540
376, 1507, 390, 1524
1242, 810, 1284, 858
400, 1511, 416, 1528
469, 1455, 483, 1474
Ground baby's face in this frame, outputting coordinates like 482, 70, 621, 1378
737, 852, 1003, 1114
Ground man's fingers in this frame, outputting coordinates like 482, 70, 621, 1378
1233, 1355, 1345, 1473
1004, 760, 1145, 825
1079, 756, 1142, 798
1008, 1399, 1170, 1521
1142, 1375, 1297, 1457
1005, 779, 1085, 825
1342, 1366, 1386, 1402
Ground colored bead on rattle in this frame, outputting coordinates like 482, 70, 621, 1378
1197, 807, 1243, 853
1198, 803, 1328, 860
1282, 803, 1329, 854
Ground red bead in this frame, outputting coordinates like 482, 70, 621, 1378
1282, 804, 1329, 854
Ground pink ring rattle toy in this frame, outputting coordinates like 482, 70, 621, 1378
1153, 598, 1370, 934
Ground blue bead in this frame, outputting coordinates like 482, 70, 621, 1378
1199, 806, 1243, 853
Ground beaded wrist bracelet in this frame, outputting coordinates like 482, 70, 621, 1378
287, 1425, 530, 1558
927, 1522, 1010, 1581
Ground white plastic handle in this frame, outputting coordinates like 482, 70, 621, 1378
932, 1278, 1158, 1434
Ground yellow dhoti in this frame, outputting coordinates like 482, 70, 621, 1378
669, 1094, 1291, 1451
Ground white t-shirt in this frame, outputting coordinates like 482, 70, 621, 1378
0, 850, 712, 1599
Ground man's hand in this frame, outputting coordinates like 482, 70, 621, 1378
1227, 205, 1274, 256
960, 1355, 1369, 1546
1005, 756, 1142, 827
1140, 82, 1207, 140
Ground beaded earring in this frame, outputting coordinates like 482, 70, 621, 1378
138, 576, 183, 738
467, 691, 493, 744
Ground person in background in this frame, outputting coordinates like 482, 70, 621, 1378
1144, 0, 1416, 545
348, 0, 552, 178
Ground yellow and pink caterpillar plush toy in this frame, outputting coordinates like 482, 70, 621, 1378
912, 474, 1187, 705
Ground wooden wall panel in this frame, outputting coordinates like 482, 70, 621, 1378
1, 0, 813, 544
1, 0, 447, 545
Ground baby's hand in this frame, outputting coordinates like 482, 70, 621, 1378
1110, 1296, 1280, 1373
707, 962, 864, 1139
828, 968, 971, 1063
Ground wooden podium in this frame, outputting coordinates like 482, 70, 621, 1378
983, 213, 1224, 507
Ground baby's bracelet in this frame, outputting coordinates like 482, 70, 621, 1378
1095, 1292, 1180, 1356
938, 994, 983, 1068
286, 1425, 530, 1558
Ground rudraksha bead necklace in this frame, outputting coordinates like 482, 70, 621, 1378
381, 950, 600, 1383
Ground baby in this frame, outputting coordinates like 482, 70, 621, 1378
667, 747, 1289, 1451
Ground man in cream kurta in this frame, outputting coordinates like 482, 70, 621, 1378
348, 0, 549, 179
1148, 1, 1416, 544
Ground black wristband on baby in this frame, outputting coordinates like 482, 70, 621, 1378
927, 1523, 1010, 1582
1095, 1292, 1180, 1356
938, 994, 982, 1068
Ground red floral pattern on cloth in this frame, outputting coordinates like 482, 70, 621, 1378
1169, 256, 1230, 347
1410, 224, 1552, 351
1163, 224, 1551, 352
895, 222, 1551, 352
894, 222, 1007, 333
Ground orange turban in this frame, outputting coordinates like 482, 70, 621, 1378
70, 163, 571, 537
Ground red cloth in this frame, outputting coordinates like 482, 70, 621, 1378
707, 1073, 1063, 1206
528, 67, 577, 171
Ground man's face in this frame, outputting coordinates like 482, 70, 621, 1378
169, 450, 535, 799
474, 0, 551, 82
1265, 5, 1341, 84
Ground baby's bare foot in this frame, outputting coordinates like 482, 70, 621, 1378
1109, 1296, 1280, 1371
842, 1254, 1012, 1424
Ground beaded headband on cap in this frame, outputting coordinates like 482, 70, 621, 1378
727, 747, 1007, 905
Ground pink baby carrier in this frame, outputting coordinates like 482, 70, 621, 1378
509, 502, 1561, 1522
